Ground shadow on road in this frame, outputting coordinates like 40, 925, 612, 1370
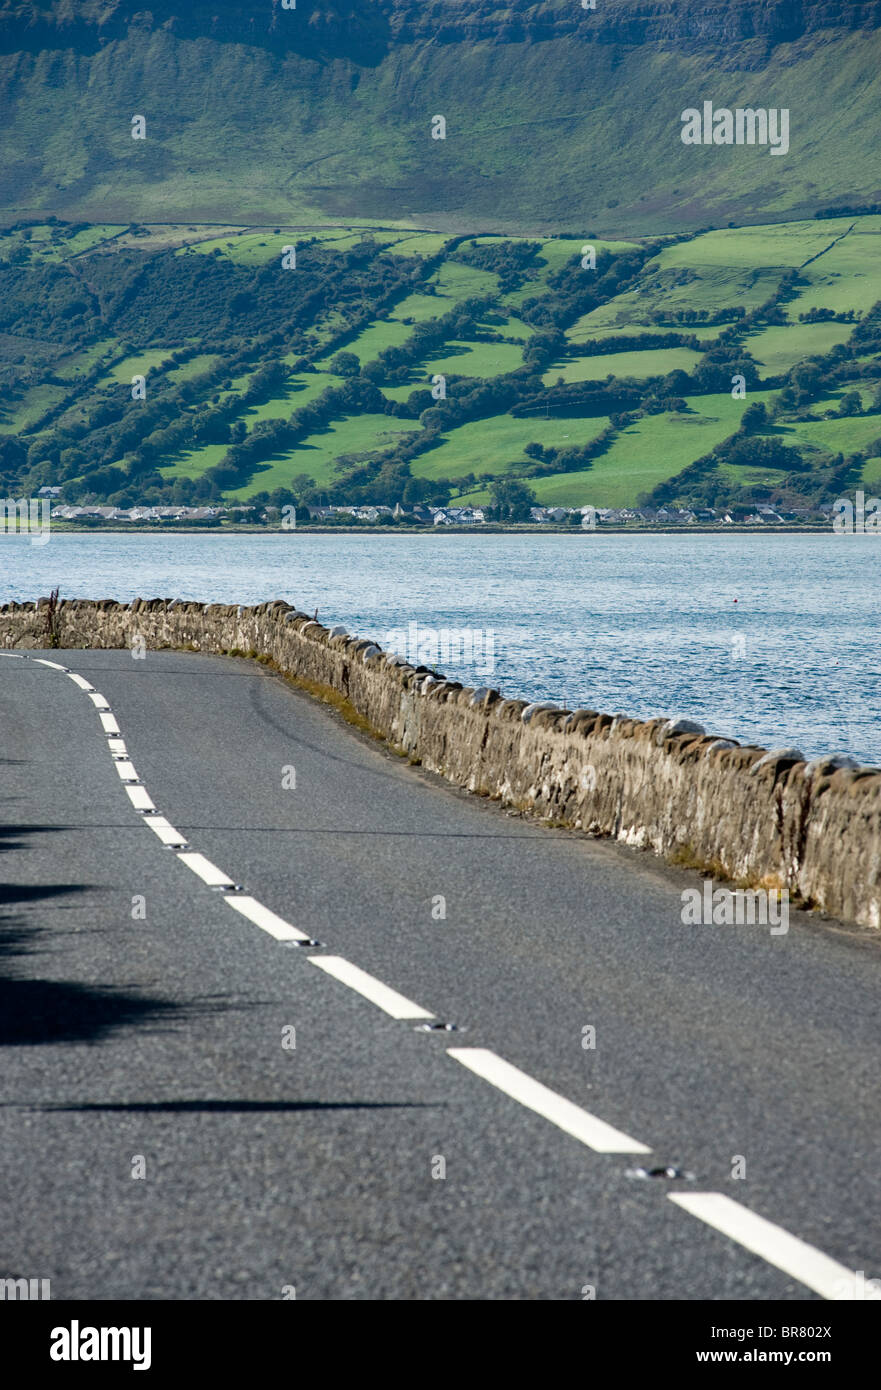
0, 822, 66, 856
0, 872, 187, 1048
35, 1099, 440, 1114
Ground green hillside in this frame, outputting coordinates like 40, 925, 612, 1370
1, 2, 881, 235
1, 212, 879, 516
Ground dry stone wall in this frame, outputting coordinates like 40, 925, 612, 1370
3, 595, 880, 930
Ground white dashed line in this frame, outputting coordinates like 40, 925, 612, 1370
125, 784, 155, 812
142, 816, 188, 848
224, 894, 310, 942
4, 650, 868, 1299
447, 1047, 651, 1154
669, 1192, 869, 1301
176, 851, 236, 888
309, 955, 434, 1019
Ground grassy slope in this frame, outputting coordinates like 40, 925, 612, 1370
232, 415, 419, 498
412, 415, 611, 483
3, 14, 881, 234
455, 393, 777, 508
3, 210, 880, 509
542, 347, 703, 385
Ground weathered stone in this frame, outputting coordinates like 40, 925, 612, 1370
2, 596, 879, 929
749, 748, 805, 777
522, 701, 560, 724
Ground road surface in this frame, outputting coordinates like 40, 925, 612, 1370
1, 647, 879, 1300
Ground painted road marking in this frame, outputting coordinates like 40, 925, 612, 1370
9, 650, 871, 1299
669, 1192, 870, 1301
143, 816, 188, 847
225, 894, 310, 942
310, 956, 434, 1019
447, 1047, 652, 1154
176, 851, 236, 888
125, 784, 155, 812
7, 657, 312, 945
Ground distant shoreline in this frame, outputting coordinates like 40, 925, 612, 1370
30, 524, 836, 537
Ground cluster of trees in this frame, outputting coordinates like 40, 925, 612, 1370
571, 331, 702, 356
79, 240, 413, 351
798, 307, 859, 323
4, 232, 435, 502
513, 379, 644, 418
453, 239, 542, 293
486, 477, 537, 521
720, 435, 807, 472
518, 245, 651, 331
521, 424, 618, 476
848, 301, 881, 356
647, 307, 746, 326
359, 298, 491, 385
815, 204, 881, 219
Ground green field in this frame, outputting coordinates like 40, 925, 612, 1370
715, 461, 790, 489
411, 414, 611, 482
53, 338, 119, 379
184, 232, 292, 264
861, 457, 881, 489
543, 347, 703, 385
778, 412, 881, 458
567, 323, 725, 346
233, 414, 419, 497
0, 383, 67, 431
528, 393, 774, 507
384, 233, 452, 258
784, 218, 881, 316
4, 211, 881, 515
0, 223, 128, 265
454, 392, 776, 508
314, 319, 412, 368
745, 322, 857, 377
236, 371, 347, 426
158, 443, 230, 482
105, 350, 175, 384
424, 340, 525, 379
166, 354, 222, 382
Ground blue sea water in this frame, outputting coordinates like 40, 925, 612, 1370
2, 531, 879, 763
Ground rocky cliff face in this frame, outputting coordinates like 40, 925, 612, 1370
1, 0, 879, 230
3, 1, 880, 55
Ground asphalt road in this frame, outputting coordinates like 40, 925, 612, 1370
1, 647, 879, 1301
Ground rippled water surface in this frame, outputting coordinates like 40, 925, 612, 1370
3, 532, 879, 762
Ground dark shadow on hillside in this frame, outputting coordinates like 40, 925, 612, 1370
753, 423, 801, 437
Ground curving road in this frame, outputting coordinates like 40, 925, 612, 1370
1, 647, 879, 1301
